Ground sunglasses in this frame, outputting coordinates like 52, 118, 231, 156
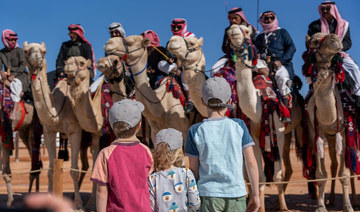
320, 6, 331, 11
171, 25, 182, 30
264, 16, 275, 21
68, 26, 81, 31
6, 38, 17, 42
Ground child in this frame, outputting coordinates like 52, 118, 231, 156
148, 128, 200, 212
185, 77, 260, 212
90, 99, 153, 212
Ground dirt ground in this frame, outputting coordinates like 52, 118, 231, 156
0, 142, 359, 212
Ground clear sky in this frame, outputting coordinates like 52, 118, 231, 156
1, 0, 359, 96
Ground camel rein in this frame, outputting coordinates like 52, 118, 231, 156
31, 63, 68, 119
126, 48, 174, 105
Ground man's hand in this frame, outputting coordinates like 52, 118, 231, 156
170, 67, 181, 77
167, 58, 174, 64
247, 194, 260, 212
0, 71, 7, 79
273, 60, 283, 69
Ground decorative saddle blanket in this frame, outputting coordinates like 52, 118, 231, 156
155, 76, 186, 107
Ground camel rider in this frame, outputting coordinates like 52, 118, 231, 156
109, 22, 126, 38
255, 11, 296, 108
90, 22, 128, 93
170, 18, 196, 112
142, 30, 180, 90
56, 24, 95, 81
0, 29, 28, 103
211, 7, 257, 76
308, 1, 360, 131
171, 18, 196, 38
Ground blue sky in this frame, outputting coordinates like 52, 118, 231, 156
1, 0, 359, 96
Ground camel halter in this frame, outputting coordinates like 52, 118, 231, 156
121, 37, 146, 67
180, 37, 204, 73
105, 57, 133, 98
229, 26, 255, 68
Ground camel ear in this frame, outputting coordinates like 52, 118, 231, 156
86, 59, 92, 68
23, 41, 28, 50
198, 37, 204, 47
142, 38, 150, 48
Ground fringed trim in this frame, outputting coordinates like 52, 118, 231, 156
316, 136, 325, 158
336, 132, 343, 155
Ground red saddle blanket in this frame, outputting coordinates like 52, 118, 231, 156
155, 76, 186, 107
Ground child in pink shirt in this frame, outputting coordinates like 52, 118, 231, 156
91, 99, 153, 212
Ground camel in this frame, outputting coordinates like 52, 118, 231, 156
167, 36, 207, 117
226, 24, 307, 211
63, 56, 104, 210
303, 32, 357, 212
23, 42, 89, 208
0, 98, 36, 207
103, 36, 190, 141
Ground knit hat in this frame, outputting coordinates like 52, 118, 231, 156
109, 99, 144, 129
202, 77, 232, 107
155, 128, 183, 150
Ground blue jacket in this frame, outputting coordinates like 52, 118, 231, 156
255, 28, 296, 79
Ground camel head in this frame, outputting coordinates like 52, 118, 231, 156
168, 36, 203, 63
97, 55, 125, 80
306, 32, 343, 56
104, 36, 150, 63
227, 24, 252, 49
64, 56, 92, 86
23, 41, 46, 74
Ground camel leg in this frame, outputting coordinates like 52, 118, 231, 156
68, 132, 83, 209
43, 127, 57, 192
1, 141, 14, 207
78, 132, 91, 188
85, 134, 100, 211
325, 135, 338, 208
350, 171, 360, 209
273, 120, 288, 211
282, 132, 293, 192
315, 150, 328, 212
338, 138, 354, 212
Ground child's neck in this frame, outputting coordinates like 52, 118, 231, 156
207, 109, 227, 119
114, 135, 140, 143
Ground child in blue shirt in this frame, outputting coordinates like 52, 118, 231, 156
185, 77, 260, 212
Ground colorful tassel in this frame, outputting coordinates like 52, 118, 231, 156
316, 137, 324, 158
335, 132, 343, 155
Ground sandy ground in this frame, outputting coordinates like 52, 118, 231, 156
0, 142, 359, 212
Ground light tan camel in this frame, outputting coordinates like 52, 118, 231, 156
167, 36, 207, 117
104, 36, 190, 140
96, 55, 129, 102
23, 42, 88, 208
0, 100, 35, 207
227, 24, 307, 211
304, 32, 355, 212
63, 56, 103, 210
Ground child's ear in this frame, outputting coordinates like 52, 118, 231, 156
136, 120, 142, 132
201, 98, 206, 106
